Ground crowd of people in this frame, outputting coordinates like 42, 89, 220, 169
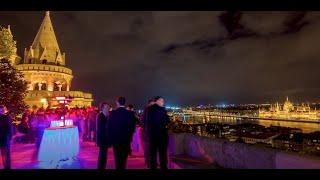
13, 106, 99, 144
0, 96, 171, 170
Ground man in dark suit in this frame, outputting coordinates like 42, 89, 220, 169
0, 105, 12, 169
145, 96, 170, 170
106, 97, 136, 169
140, 99, 155, 168
96, 102, 111, 169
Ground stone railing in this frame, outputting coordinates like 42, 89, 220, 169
26, 90, 93, 99
168, 133, 320, 169
15, 64, 72, 75
52, 91, 93, 99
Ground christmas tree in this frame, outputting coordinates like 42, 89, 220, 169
0, 25, 28, 118
0, 26, 17, 60
0, 58, 28, 117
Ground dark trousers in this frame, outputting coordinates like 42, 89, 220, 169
97, 146, 108, 169
0, 144, 11, 169
113, 144, 130, 170
149, 136, 168, 170
140, 131, 150, 168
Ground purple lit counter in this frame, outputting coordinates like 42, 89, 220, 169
38, 126, 79, 167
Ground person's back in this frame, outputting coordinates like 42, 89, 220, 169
106, 97, 136, 169
145, 96, 170, 170
0, 105, 11, 169
108, 107, 136, 145
139, 99, 155, 168
0, 114, 11, 145
146, 104, 170, 139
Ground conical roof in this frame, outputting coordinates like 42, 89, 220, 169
32, 11, 61, 53
24, 11, 65, 65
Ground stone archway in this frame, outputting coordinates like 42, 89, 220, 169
53, 80, 67, 91
34, 82, 47, 90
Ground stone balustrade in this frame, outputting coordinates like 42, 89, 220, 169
15, 64, 72, 75
26, 90, 93, 99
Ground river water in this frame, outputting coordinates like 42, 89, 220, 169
174, 115, 320, 133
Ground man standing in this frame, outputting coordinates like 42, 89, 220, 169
96, 102, 111, 169
126, 104, 141, 156
140, 99, 154, 168
106, 97, 136, 169
87, 107, 98, 142
145, 96, 170, 170
0, 105, 12, 169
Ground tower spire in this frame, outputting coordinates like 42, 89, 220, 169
24, 11, 65, 65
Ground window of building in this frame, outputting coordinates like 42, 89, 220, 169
42, 59, 47, 64
61, 84, 67, 91
34, 83, 47, 91
41, 83, 47, 90
54, 84, 59, 91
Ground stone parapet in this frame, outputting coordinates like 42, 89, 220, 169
15, 64, 72, 75
168, 133, 320, 169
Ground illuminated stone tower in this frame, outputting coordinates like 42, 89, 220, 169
14, 11, 93, 108
283, 96, 294, 112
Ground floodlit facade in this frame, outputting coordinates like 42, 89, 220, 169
11, 11, 93, 108
258, 97, 319, 121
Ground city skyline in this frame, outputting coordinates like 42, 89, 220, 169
1, 11, 320, 107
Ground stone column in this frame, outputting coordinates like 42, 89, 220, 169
38, 83, 42, 91
58, 84, 62, 91
66, 84, 70, 91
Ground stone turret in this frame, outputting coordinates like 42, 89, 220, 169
24, 11, 65, 66
14, 11, 93, 108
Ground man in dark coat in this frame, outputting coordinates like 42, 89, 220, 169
96, 102, 111, 169
0, 105, 12, 169
145, 96, 170, 170
140, 99, 155, 168
106, 97, 136, 169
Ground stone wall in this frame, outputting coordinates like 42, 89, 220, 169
168, 133, 320, 169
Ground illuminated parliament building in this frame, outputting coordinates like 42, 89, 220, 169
9, 11, 93, 108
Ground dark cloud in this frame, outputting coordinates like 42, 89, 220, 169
1, 11, 320, 107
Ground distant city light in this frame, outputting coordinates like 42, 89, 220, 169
216, 103, 227, 108
165, 106, 180, 110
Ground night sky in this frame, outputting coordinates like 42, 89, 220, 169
1, 11, 320, 107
